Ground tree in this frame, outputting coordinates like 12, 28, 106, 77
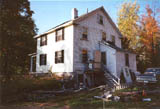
139, 5, 160, 67
117, 1, 140, 50
0, 0, 37, 77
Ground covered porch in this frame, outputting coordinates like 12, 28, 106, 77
28, 53, 37, 73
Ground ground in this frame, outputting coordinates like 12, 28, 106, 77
1, 83, 160, 109
1, 77, 160, 109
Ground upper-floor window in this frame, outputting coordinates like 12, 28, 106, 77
112, 35, 115, 45
55, 50, 64, 64
56, 28, 64, 42
97, 14, 103, 25
40, 54, 47, 65
125, 54, 129, 67
82, 49, 88, 63
40, 35, 47, 46
81, 27, 88, 40
102, 32, 106, 41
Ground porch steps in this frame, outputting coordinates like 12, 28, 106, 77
103, 69, 130, 91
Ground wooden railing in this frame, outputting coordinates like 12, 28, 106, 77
101, 64, 120, 85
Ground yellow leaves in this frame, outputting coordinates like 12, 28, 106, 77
117, 1, 140, 49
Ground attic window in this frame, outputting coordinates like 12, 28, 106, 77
40, 35, 47, 46
56, 28, 64, 42
97, 14, 103, 25
81, 27, 88, 40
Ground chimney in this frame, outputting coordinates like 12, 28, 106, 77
71, 8, 78, 20
87, 8, 88, 14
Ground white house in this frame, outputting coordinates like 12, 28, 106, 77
30, 6, 137, 86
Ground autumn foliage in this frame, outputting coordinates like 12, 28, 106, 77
118, 2, 160, 71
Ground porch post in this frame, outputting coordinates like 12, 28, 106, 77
30, 56, 33, 72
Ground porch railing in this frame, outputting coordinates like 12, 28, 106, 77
101, 64, 120, 85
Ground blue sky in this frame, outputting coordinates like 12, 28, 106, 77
30, 0, 160, 34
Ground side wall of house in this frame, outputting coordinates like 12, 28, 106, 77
100, 44, 117, 76
73, 10, 122, 74
36, 25, 74, 75
116, 51, 137, 78
129, 53, 137, 72
116, 51, 125, 78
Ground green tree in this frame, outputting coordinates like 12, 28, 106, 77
0, 0, 37, 77
117, 1, 140, 50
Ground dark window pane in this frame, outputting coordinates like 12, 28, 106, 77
55, 50, 64, 64
102, 32, 106, 41
40, 35, 47, 46
40, 54, 47, 65
82, 50, 88, 63
56, 28, 64, 42
125, 54, 129, 67
82, 34, 87, 39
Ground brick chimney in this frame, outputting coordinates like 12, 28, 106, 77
71, 8, 78, 20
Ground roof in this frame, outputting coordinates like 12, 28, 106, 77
100, 41, 136, 54
34, 6, 123, 38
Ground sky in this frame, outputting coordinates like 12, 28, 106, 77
30, 0, 160, 34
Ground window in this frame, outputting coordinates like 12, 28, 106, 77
101, 52, 106, 65
56, 28, 64, 42
112, 35, 115, 45
102, 32, 106, 41
40, 35, 47, 46
40, 54, 47, 65
82, 27, 88, 40
82, 50, 88, 63
125, 54, 129, 67
97, 14, 103, 25
55, 50, 64, 64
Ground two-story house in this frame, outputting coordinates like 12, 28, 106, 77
30, 6, 137, 87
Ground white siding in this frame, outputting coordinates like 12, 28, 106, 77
129, 53, 137, 72
100, 44, 117, 76
36, 26, 74, 74
116, 51, 125, 77
116, 51, 137, 78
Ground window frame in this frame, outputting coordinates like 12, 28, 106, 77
55, 50, 64, 64
81, 27, 88, 40
40, 35, 47, 46
97, 14, 104, 25
56, 28, 64, 42
40, 54, 47, 66
82, 49, 88, 63
102, 32, 106, 41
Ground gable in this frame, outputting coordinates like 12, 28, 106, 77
34, 6, 122, 39
73, 6, 122, 38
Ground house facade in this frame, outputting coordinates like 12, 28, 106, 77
31, 7, 137, 86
